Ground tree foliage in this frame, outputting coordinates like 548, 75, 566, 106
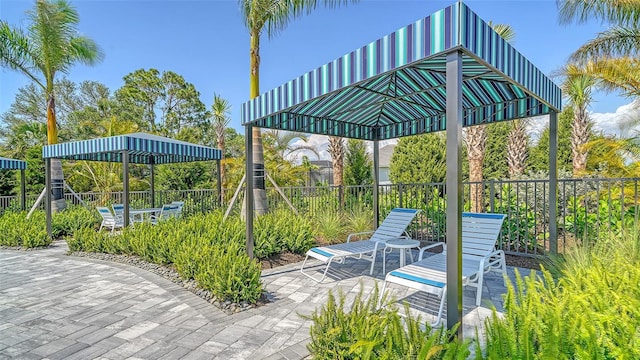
344, 139, 372, 186
390, 134, 446, 184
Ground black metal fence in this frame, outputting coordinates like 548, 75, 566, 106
4, 177, 639, 256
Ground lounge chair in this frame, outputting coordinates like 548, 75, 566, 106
97, 206, 124, 232
301, 208, 420, 282
150, 203, 180, 225
380, 212, 506, 326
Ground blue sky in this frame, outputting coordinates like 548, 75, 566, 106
0, 0, 627, 133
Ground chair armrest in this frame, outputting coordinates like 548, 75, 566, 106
346, 231, 375, 243
418, 242, 446, 261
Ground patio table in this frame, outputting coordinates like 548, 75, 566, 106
130, 208, 162, 223
383, 239, 421, 273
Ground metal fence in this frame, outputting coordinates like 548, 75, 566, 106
3, 177, 639, 256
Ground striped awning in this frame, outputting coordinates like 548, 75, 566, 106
42, 132, 222, 164
241, 2, 561, 140
0, 156, 26, 170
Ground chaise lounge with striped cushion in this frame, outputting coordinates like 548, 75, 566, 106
301, 208, 421, 282
380, 212, 507, 326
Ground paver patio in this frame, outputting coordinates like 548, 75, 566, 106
0, 241, 527, 359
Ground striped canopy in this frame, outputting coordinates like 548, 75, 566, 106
241, 2, 561, 140
0, 156, 26, 170
42, 132, 222, 164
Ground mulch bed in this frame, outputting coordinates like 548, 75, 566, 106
261, 252, 306, 269
505, 254, 542, 270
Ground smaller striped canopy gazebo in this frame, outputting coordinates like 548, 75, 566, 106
42, 132, 223, 228
0, 156, 27, 210
241, 1, 561, 333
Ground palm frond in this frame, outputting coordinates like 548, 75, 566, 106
488, 21, 516, 42
557, 0, 640, 26
570, 26, 640, 62
0, 21, 43, 88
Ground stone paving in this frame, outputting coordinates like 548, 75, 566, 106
0, 241, 529, 359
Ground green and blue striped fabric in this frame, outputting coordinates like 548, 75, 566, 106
0, 157, 26, 170
241, 2, 561, 140
42, 132, 222, 164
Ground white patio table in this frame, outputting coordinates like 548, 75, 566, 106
130, 208, 162, 223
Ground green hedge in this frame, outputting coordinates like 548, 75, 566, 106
0, 211, 50, 248
68, 210, 314, 304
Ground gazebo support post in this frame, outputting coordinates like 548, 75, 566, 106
20, 169, 26, 211
549, 111, 558, 254
45, 159, 52, 238
445, 50, 464, 336
150, 157, 155, 209
123, 150, 130, 227
245, 125, 255, 259
373, 139, 380, 228
217, 160, 222, 207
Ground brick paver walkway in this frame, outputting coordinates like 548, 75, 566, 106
0, 241, 527, 359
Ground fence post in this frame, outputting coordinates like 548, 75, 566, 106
398, 183, 404, 208
489, 179, 495, 213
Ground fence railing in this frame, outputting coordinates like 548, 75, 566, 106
3, 177, 639, 256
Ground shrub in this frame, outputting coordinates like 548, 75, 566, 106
313, 210, 346, 245
193, 242, 263, 304
346, 205, 373, 234
0, 211, 51, 248
52, 205, 100, 238
480, 230, 640, 359
304, 285, 471, 359
255, 209, 314, 256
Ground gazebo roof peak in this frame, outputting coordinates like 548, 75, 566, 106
241, 1, 561, 140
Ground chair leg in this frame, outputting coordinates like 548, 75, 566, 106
475, 270, 484, 306
300, 255, 333, 283
378, 279, 389, 308
369, 249, 377, 276
499, 251, 507, 286
432, 286, 447, 327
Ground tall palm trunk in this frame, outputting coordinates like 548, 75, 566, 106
216, 130, 226, 202
572, 106, 591, 175
465, 125, 487, 213
247, 30, 268, 215
507, 119, 528, 178
328, 136, 345, 207
47, 93, 66, 212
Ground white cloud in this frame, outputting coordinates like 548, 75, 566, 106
285, 135, 399, 164
591, 100, 640, 137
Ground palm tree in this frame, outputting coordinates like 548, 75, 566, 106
210, 94, 231, 201
465, 22, 515, 212
562, 64, 596, 175
0, 0, 102, 211
327, 136, 345, 186
239, 0, 357, 215
262, 130, 320, 159
506, 118, 529, 178
557, 1, 640, 98
558, 0, 640, 63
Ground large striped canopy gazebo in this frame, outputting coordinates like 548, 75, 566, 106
42, 132, 222, 228
241, 2, 561, 332
0, 156, 27, 210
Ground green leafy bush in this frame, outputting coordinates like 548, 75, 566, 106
304, 285, 470, 359
480, 230, 640, 359
312, 210, 346, 245
193, 242, 263, 304
0, 211, 51, 248
52, 205, 100, 238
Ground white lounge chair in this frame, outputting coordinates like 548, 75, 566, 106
171, 201, 184, 218
301, 208, 421, 282
97, 206, 124, 232
150, 203, 180, 225
380, 212, 507, 326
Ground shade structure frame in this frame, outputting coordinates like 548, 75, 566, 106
0, 157, 27, 211
41, 132, 223, 237
240, 1, 562, 333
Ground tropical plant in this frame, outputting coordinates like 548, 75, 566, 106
560, 64, 596, 176
506, 119, 529, 178
210, 94, 232, 200
304, 285, 471, 359
0, 0, 103, 210
558, 0, 640, 97
239, 0, 359, 215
